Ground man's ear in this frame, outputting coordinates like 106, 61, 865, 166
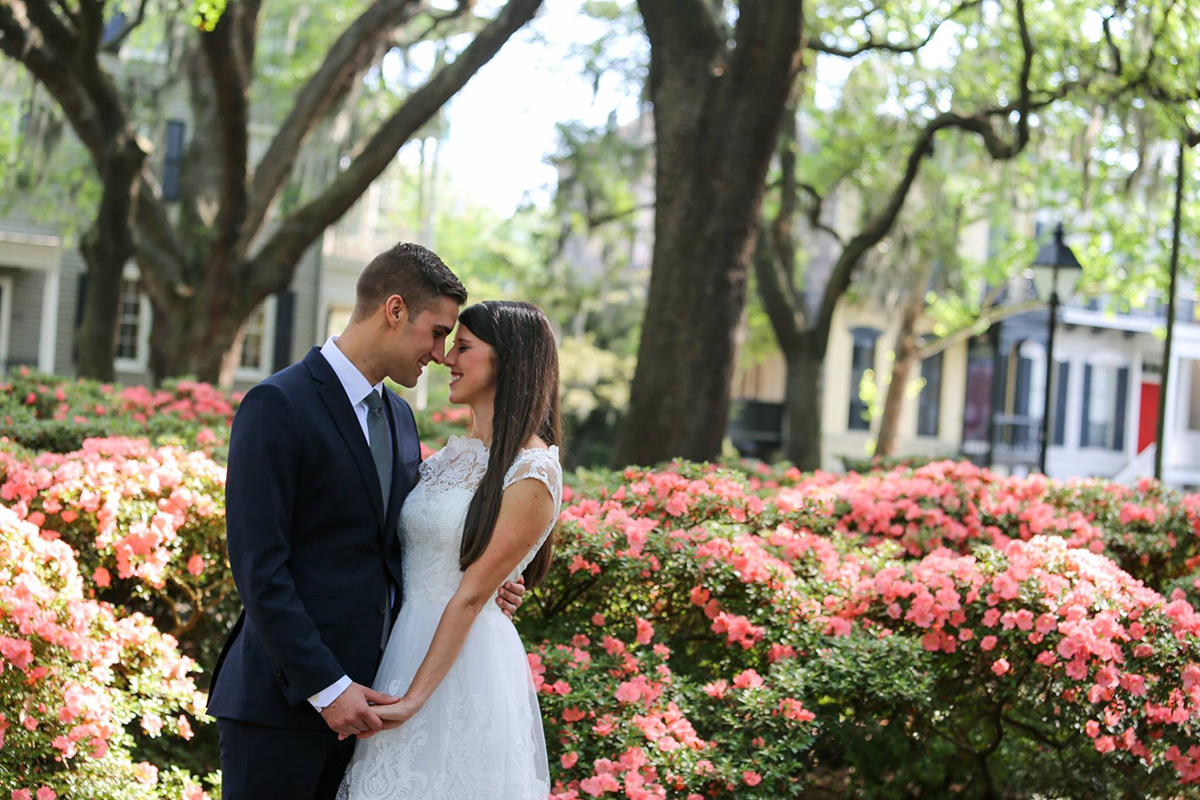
385, 295, 408, 328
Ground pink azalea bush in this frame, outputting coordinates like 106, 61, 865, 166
523, 461, 1200, 797
0, 438, 232, 671
0, 369, 237, 456
5, 375, 1200, 796
0, 504, 213, 799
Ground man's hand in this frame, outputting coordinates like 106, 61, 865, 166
495, 576, 526, 619
320, 682, 398, 737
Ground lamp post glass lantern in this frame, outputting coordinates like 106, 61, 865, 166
1031, 223, 1082, 476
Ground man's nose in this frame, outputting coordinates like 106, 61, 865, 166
430, 346, 446, 365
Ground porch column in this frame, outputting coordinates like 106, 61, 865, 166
38, 262, 60, 373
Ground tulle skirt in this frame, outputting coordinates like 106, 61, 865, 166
336, 600, 550, 800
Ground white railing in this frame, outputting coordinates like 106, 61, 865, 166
1111, 444, 1156, 486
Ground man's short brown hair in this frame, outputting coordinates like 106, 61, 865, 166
353, 242, 468, 321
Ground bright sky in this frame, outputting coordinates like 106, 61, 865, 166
397, 0, 645, 215
391, 1, 957, 216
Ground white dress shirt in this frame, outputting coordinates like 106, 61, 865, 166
308, 336, 386, 712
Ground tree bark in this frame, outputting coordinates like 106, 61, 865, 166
783, 343, 825, 470
613, 0, 803, 466
875, 289, 924, 457
76, 137, 147, 380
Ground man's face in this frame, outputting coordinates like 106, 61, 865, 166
386, 295, 460, 387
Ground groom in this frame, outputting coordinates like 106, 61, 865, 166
207, 243, 526, 800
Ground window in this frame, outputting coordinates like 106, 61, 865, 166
113, 270, 151, 373
116, 278, 142, 360
234, 296, 277, 381
240, 304, 266, 370
847, 327, 879, 431
163, 120, 186, 202
917, 350, 943, 437
1080, 362, 1129, 451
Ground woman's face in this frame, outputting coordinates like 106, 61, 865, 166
444, 324, 497, 406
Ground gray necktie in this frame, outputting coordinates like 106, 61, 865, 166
364, 389, 393, 649
364, 389, 392, 512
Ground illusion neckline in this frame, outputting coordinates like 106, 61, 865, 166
444, 434, 559, 457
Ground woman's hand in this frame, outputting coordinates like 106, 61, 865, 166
345, 695, 424, 740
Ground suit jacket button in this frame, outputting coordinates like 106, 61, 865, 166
377, 602, 387, 614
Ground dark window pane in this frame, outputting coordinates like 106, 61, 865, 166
847, 328, 880, 432
917, 350, 943, 437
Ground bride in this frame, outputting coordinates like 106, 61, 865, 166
337, 300, 561, 799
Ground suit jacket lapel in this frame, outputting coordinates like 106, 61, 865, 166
307, 350, 386, 529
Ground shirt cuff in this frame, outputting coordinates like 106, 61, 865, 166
308, 674, 352, 712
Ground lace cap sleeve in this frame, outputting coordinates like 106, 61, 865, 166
503, 447, 563, 510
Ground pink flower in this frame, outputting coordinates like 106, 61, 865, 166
561, 752, 579, 768
36, 790, 56, 800
187, 554, 205, 576
591, 613, 606, 626
733, 669, 764, 690
635, 617, 655, 645
743, 771, 762, 786
992, 658, 1010, 676
980, 636, 998, 652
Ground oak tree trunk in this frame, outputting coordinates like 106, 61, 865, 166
782, 341, 825, 470
614, 0, 803, 466
76, 138, 147, 381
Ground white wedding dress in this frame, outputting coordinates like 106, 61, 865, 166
337, 435, 560, 800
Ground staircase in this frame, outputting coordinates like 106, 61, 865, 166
1111, 444, 1156, 486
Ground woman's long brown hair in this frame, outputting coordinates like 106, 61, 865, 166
457, 301, 562, 588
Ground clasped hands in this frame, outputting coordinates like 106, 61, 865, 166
325, 684, 419, 741
322, 577, 526, 741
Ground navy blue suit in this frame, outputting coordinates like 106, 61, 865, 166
207, 348, 419, 799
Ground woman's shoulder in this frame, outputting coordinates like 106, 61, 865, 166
522, 435, 552, 452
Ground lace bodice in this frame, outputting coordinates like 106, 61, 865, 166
399, 435, 562, 606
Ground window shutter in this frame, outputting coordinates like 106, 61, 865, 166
1112, 366, 1129, 451
1053, 361, 1069, 446
271, 290, 296, 373
1015, 356, 1032, 416
1080, 364, 1093, 447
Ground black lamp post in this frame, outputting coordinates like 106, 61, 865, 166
1031, 223, 1083, 476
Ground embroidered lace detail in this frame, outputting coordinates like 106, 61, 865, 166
400, 437, 561, 605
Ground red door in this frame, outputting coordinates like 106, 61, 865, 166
1139, 382, 1160, 452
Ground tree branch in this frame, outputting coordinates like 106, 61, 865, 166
242, 0, 428, 247
797, 182, 846, 247
585, 201, 656, 229
807, 0, 984, 58
133, 175, 189, 300
199, 2, 252, 265
915, 299, 1042, 359
243, 0, 545, 299
754, 224, 805, 352
814, 0, 1040, 344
